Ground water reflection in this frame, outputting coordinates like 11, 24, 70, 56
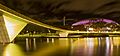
2, 37, 120, 56
3, 43, 25, 56
72, 37, 120, 56
73, 38, 97, 56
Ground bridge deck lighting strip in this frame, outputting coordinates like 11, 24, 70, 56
0, 4, 70, 32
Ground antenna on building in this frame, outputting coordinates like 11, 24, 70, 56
63, 16, 66, 26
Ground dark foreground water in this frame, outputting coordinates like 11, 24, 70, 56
1, 37, 120, 56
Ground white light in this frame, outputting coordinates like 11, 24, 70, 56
106, 27, 111, 30
88, 28, 93, 30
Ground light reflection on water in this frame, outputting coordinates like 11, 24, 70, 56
72, 37, 120, 56
3, 43, 25, 56
2, 37, 120, 56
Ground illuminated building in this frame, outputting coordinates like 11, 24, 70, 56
72, 18, 119, 32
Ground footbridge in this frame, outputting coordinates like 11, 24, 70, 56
0, 3, 120, 43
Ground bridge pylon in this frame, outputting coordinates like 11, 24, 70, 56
0, 11, 27, 43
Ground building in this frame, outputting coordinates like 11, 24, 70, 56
72, 18, 119, 32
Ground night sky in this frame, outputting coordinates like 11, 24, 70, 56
0, 0, 120, 23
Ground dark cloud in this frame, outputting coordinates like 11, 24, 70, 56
58, 0, 114, 12
1, 0, 120, 19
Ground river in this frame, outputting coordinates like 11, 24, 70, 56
1, 37, 120, 56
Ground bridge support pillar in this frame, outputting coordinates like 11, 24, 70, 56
0, 11, 27, 43
0, 12, 10, 43
59, 32, 68, 37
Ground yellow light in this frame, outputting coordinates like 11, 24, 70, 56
113, 37, 120, 46
3, 43, 25, 56
3, 15, 27, 42
4, 17, 14, 36
32, 42, 69, 56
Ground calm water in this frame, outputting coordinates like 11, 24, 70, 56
1, 37, 120, 56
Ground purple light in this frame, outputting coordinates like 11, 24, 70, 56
103, 19, 115, 23
72, 18, 118, 26
72, 20, 90, 26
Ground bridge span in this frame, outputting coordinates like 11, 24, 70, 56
0, 3, 120, 43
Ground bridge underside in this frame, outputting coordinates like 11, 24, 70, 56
0, 3, 69, 43
0, 3, 74, 43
